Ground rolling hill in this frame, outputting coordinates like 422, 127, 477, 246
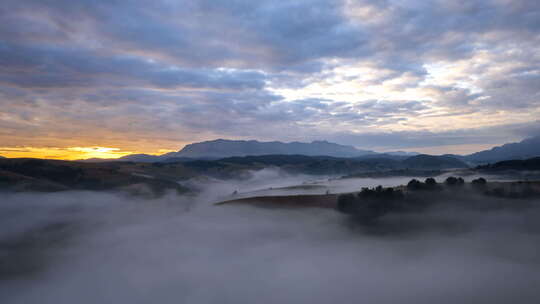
465, 136, 540, 163
0, 154, 469, 193
0, 158, 190, 195
403, 154, 469, 169
476, 157, 540, 171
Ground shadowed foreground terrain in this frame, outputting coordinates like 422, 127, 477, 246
0, 158, 190, 196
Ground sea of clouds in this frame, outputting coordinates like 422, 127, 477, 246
1, 171, 540, 304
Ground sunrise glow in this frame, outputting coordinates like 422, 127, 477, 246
0, 147, 134, 160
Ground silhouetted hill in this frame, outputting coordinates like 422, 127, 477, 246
477, 157, 540, 171
0, 154, 473, 194
118, 154, 194, 163
118, 154, 164, 162
466, 136, 540, 163
384, 151, 420, 157
402, 154, 468, 169
208, 155, 400, 175
179, 154, 466, 176
0, 158, 189, 195
217, 154, 340, 165
82, 154, 195, 163
352, 154, 410, 161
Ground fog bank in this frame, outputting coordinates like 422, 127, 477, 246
1, 174, 540, 304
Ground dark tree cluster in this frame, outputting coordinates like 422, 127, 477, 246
444, 176, 465, 186
337, 186, 404, 221
471, 177, 487, 189
357, 185, 404, 199
406, 178, 441, 191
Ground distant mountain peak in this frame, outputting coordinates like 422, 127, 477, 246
86, 136, 540, 164
171, 139, 375, 159
466, 135, 540, 162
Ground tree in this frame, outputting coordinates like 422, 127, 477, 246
445, 176, 458, 185
425, 177, 437, 187
407, 179, 422, 190
471, 177, 487, 188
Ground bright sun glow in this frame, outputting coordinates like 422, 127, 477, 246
0, 147, 134, 160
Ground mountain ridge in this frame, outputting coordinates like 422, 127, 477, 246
113, 139, 378, 162
465, 135, 540, 163
75, 135, 540, 163
168, 139, 376, 158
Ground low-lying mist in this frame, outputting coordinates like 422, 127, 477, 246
2, 171, 540, 304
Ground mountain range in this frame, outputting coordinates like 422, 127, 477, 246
114, 139, 420, 163
2, 136, 539, 164
464, 136, 540, 162
115, 139, 375, 162
113, 136, 540, 163
1, 137, 539, 195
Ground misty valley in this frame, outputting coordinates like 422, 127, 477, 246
2, 149, 540, 303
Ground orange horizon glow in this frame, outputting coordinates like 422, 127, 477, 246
0, 146, 176, 161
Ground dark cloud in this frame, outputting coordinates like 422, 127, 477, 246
0, 43, 267, 90
0, 0, 367, 69
0, 0, 539, 152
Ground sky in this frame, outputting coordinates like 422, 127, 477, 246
1, 0, 539, 159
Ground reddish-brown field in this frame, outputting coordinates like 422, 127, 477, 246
216, 194, 339, 209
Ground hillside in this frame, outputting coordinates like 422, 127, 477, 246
0, 154, 470, 194
402, 154, 468, 169
477, 157, 540, 171
0, 158, 190, 195
187, 154, 466, 176
466, 136, 540, 163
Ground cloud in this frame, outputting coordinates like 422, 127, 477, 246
323, 120, 540, 152
0, 43, 267, 90
0, 0, 539, 153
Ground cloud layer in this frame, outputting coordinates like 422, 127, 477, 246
1, 0, 539, 154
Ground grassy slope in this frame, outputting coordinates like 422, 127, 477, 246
0, 158, 190, 195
